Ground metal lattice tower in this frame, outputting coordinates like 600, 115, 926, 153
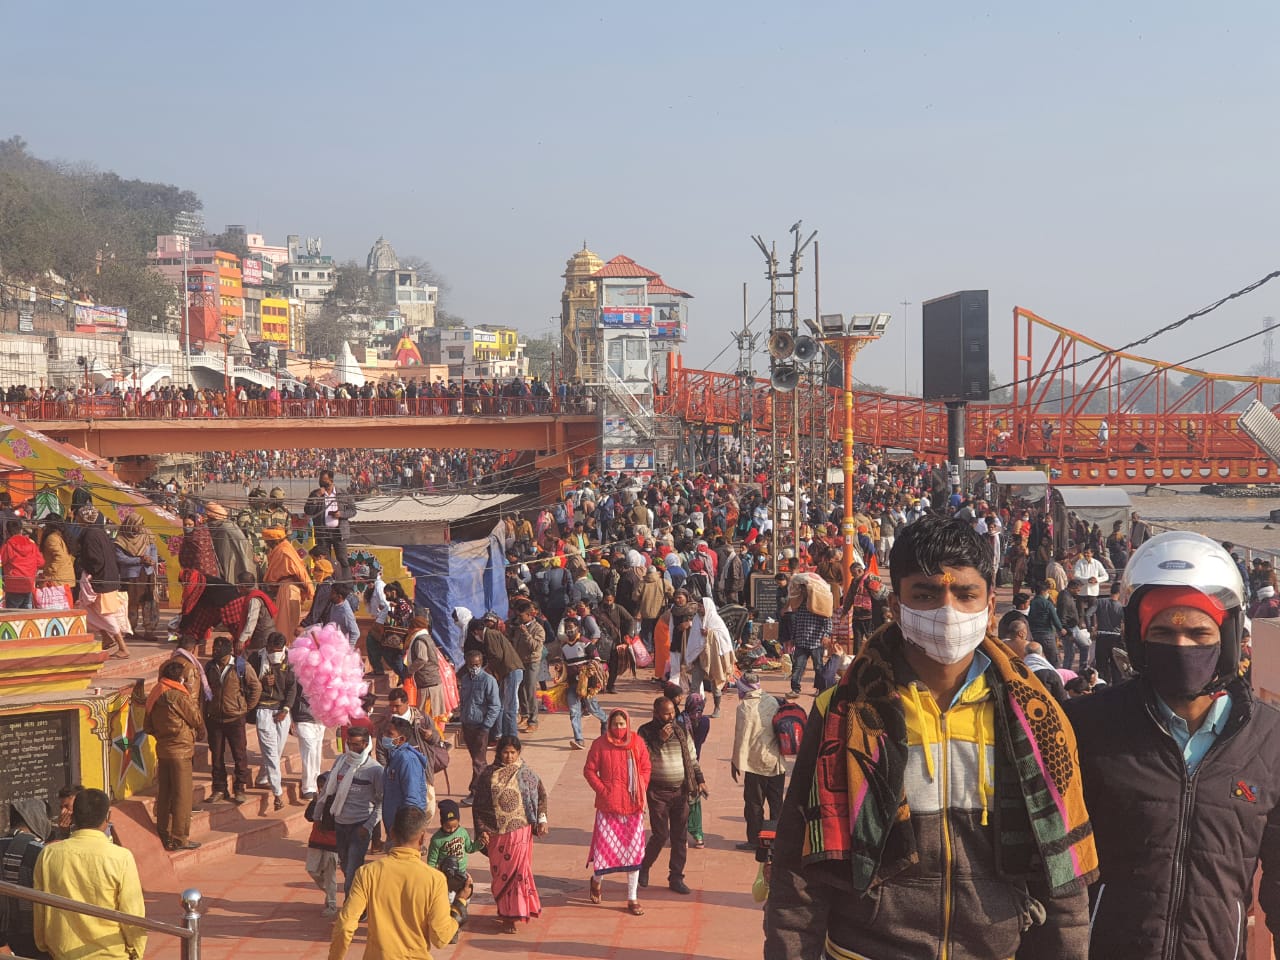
752, 224, 816, 566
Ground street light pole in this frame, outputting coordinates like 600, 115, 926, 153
173, 210, 203, 385
818, 312, 892, 591
841, 337, 856, 589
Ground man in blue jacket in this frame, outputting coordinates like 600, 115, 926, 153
457, 649, 501, 807
382, 716, 430, 828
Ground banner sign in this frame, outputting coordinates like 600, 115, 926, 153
73, 304, 127, 334
600, 306, 653, 329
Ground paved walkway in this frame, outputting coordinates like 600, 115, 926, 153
140, 667, 793, 959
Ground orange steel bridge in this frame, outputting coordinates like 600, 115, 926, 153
658, 307, 1280, 485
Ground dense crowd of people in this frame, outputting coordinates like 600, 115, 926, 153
195, 447, 512, 492
4, 442, 1280, 959
1, 372, 609, 421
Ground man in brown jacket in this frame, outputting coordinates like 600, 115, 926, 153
145, 659, 205, 849
202, 635, 261, 805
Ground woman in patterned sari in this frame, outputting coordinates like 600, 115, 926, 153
473, 735, 548, 934
583, 709, 651, 915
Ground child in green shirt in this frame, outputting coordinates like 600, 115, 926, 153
426, 800, 476, 942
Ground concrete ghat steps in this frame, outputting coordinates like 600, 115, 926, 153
117, 685, 340, 877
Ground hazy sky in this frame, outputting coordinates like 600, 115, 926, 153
4, 2, 1279, 391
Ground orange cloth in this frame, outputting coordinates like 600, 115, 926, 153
146, 677, 190, 712
1138, 585, 1226, 635
266, 540, 314, 603
654, 616, 671, 681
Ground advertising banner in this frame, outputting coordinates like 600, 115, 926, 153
600, 306, 653, 329
241, 258, 263, 286
603, 447, 655, 472
73, 304, 127, 334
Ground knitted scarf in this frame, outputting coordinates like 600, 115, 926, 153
801, 623, 1098, 896
220, 589, 279, 635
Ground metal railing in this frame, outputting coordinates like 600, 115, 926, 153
3, 394, 571, 421
0, 880, 202, 960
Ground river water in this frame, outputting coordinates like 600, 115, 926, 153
1127, 486, 1280, 559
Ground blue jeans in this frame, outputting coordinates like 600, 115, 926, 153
335, 821, 372, 894
3, 593, 32, 609
790, 646, 822, 694
567, 687, 608, 744
499, 669, 523, 739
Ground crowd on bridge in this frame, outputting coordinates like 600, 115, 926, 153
194, 447, 514, 493
1, 373, 605, 422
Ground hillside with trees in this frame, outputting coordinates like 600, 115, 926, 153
0, 135, 200, 330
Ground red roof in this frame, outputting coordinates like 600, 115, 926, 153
589, 255, 661, 279
647, 276, 693, 298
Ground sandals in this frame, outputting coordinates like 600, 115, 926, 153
691, 838, 706, 849
627, 900, 645, 916
589, 876, 602, 903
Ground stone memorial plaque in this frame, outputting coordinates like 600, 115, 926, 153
0, 711, 79, 833
750, 573, 780, 622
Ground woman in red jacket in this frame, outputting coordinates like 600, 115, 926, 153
583, 708, 651, 916
0, 519, 43, 609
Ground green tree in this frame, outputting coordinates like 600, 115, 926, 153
524, 333, 556, 380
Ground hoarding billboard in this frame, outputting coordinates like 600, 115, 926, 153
73, 304, 127, 334
603, 447, 655, 472
241, 258, 264, 286
600, 306, 653, 329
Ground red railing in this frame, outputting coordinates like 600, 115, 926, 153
4, 394, 586, 421
659, 365, 1280, 484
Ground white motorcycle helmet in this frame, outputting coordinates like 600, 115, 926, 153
1120, 530, 1246, 691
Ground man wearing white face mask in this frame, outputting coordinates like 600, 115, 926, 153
248, 632, 296, 811
766, 514, 1097, 960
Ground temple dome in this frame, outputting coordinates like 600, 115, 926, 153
367, 236, 400, 273
563, 243, 603, 280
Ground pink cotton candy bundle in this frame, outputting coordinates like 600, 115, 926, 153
289, 623, 369, 727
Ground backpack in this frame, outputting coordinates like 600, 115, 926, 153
772, 699, 808, 757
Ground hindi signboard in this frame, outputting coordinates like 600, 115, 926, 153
73, 304, 128, 334
600, 307, 653, 329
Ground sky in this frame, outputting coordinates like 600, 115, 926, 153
4, 1, 1279, 392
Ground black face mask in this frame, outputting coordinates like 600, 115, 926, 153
1144, 642, 1221, 700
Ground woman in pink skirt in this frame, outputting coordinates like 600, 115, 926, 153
473, 736, 548, 934
583, 709, 652, 915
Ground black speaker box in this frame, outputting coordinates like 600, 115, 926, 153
921, 290, 989, 402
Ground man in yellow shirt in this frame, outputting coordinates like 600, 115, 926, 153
329, 805, 456, 959
34, 788, 147, 960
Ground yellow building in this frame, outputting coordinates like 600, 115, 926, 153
494, 327, 521, 361
261, 296, 291, 345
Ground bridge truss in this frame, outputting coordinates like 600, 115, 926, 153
659, 307, 1280, 485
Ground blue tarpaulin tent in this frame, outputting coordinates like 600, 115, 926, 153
401, 537, 508, 667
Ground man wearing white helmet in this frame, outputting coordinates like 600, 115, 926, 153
1068, 530, 1280, 959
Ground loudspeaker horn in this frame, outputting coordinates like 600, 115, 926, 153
793, 335, 819, 362
768, 330, 796, 360
771, 363, 799, 393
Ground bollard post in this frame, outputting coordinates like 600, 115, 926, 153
180, 889, 202, 960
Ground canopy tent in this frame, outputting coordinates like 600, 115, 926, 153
401, 536, 508, 668
0, 415, 184, 599
1052, 486, 1133, 554
992, 470, 1050, 503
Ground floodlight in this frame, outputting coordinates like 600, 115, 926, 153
819, 313, 845, 334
